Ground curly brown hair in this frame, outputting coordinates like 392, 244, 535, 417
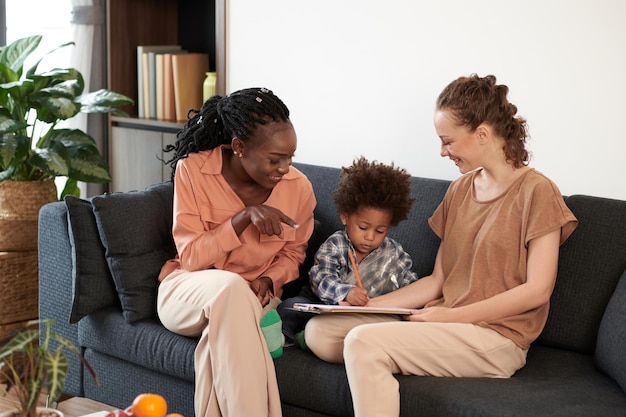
333, 157, 415, 226
436, 74, 530, 168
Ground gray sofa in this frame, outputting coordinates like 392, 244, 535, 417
39, 162, 626, 417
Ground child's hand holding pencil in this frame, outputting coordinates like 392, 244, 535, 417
345, 250, 370, 306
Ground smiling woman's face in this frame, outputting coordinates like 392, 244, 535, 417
238, 120, 297, 190
434, 110, 481, 174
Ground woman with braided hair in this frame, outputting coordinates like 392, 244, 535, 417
157, 87, 316, 417
303, 74, 578, 417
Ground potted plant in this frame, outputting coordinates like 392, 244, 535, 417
0, 319, 98, 417
0, 34, 133, 254
0, 34, 133, 198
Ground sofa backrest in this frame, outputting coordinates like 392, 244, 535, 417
53, 161, 626, 357
537, 194, 626, 354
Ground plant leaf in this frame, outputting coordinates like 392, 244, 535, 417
68, 146, 112, 183
0, 329, 38, 359
0, 133, 30, 168
28, 144, 70, 177
46, 128, 98, 148
60, 177, 80, 199
0, 115, 29, 134
26, 377, 43, 413
31, 68, 84, 95
0, 35, 42, 79
1, 78, 36, 103
77, 89, 134, 114
0, 62, 19, 90
34, 96, 81, 123
43, 348, 68, 405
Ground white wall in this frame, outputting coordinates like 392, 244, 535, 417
226, 0, 626, 200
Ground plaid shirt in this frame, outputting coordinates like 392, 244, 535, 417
309, 230, 418, 304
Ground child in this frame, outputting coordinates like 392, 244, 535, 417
278, 156, 419, 346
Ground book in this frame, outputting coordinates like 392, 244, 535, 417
291, 303, 413, 315
162, 52, 186, 121
136, 45, 182, 118
172, 53, 210, 121
147, 51, 158, 119
142, 52, 150, 117
155, 53, 165, 120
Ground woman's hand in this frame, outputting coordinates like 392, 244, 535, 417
233, 205, 298, 238
404, 306, 457, 322
250, 276, 274, 307
344, 287, 369, 306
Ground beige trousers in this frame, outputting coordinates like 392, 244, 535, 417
157, 269, 282, 417
305, 313, 527, 417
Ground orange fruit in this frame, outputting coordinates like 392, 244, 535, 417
166, 414, 184, 417
131, 393, 168, 417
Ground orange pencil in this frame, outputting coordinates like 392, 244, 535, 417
347, 250, 364, 289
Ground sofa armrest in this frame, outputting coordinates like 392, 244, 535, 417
38, 201, 83, 396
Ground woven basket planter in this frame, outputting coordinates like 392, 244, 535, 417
0, 250, 39, 325
0, 180, 57, 252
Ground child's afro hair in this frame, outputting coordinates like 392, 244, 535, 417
333, 156, 415, 226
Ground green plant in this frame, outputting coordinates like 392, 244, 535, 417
0, 34, 133, 198
0, 319, 97, 417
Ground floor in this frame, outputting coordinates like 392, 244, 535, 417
0, 385, 70, 413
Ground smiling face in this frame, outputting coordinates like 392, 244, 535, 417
341, 207, 392, 261
234, 120, 297, 190
434, 109, 483, 174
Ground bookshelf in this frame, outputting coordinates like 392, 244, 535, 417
105, 0, 224, 192
109, 116, 181, 192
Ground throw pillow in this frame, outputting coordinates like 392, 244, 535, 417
595, 268, 626, 392
91, 182, 176, 323
65, 196, 118, 323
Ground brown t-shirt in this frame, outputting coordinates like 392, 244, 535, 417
428, 168, 578, 349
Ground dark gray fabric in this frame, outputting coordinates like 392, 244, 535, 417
396, 345, 626, 417
276, 348, 354, 417
65, 195, 117, 323
78, 307, 196, 381
38, 202, 84, 396
91, 181, 176, 322
277, 346, 626, 417
386, 176, 448, 278
596, 269, 626, 393
83, 348, 194, 417
538, 195, 626, 353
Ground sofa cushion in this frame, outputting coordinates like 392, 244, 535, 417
65, 196, 118, 323
538, 194, 626, 354
78, 307, 196, 382
596, 268, 626, 393
275, 345, 626, 417
91, 182, 176, 323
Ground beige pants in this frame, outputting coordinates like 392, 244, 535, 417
157, 269, 282, 417
305, 313, 527, 417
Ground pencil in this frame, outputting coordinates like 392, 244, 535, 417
347, 250, 364, 289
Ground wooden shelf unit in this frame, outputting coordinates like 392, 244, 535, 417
105, 0, 224, 192
106, 0, 222, 117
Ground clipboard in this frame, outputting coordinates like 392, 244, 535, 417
291, 303, 413, 315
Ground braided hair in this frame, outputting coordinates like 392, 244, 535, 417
436, 74, 530, 168
163, 87, 291, 180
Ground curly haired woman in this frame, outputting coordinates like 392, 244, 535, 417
304, 74, 578, 417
